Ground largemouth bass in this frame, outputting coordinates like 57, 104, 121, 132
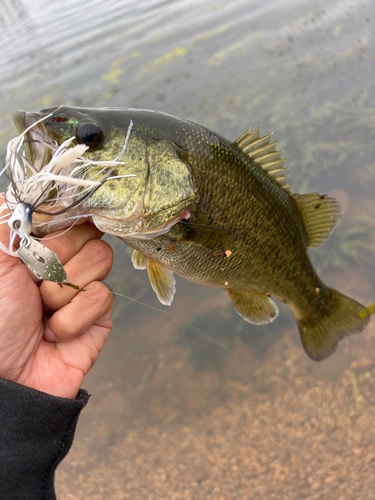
5, 106, 371, 360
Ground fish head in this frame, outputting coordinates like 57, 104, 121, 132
11, 106, 198, 238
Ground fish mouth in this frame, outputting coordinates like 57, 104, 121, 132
13, 110, 55, 172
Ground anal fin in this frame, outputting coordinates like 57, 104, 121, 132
146, 258, 176, 306
225, 289, 278, 325
131, 249, 147, 270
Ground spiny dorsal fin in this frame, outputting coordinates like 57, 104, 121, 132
292, 193, 342, 248
233, 127, 290, 193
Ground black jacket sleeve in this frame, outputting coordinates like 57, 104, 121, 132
0, 378, 89, 500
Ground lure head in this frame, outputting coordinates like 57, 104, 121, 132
11, 106, 197, 238
8, 203, 33, 237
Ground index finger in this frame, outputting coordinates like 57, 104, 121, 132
41, 222, 104, 265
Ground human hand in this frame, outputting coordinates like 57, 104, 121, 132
0, 215, 114, 399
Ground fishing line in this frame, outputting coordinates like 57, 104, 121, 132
107, 289, 256, 361
90, 287, 375, 359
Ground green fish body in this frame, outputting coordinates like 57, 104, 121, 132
13, 106, 370, 360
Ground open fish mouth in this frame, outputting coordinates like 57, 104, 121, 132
12, 110, 56, 172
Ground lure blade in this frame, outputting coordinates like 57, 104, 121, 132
17, 237, 67, 283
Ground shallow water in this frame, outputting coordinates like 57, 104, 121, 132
1, 0, 375, 498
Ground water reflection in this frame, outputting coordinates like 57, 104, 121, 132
1, 0, 375, 497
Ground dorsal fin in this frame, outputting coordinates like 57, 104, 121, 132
233, 127, 290, 193
292, 193, 342, 248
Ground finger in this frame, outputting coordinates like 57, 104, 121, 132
44, 281, 114, 342
0, 202, 10, 241
0, 199, 16, 260
0, 201, 30, 275
40, 238, 113, 310
42, 221, 104, 265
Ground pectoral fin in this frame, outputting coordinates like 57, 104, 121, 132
172, 221, 235, 250
131, 249, 147, 270
146, 258, 176, 306
226, 289, 278, 324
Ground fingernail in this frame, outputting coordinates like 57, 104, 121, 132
44, 327, 58, 342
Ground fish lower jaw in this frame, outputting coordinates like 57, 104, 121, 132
92, 208, 191, 240
31, 211, 89, 237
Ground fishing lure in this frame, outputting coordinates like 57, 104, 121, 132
0, 115, 134, 284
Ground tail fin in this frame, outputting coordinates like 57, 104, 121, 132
297, 289, 370, 361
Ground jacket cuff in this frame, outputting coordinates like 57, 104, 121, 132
0, 377, 89, 499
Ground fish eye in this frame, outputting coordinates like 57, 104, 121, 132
13, 220, 21, 229
76, 122, 103, 148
